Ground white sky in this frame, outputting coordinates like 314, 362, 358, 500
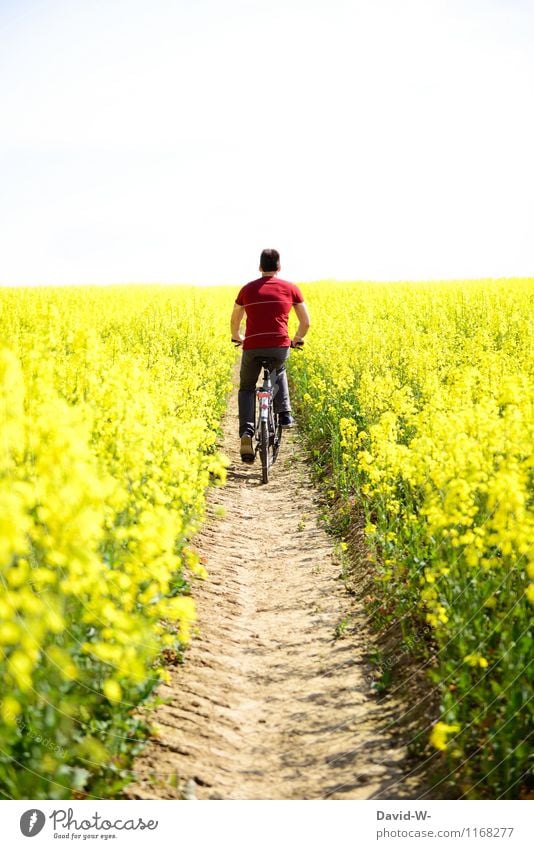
1, 0, 533, 286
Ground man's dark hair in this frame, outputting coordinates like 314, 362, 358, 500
260, 248, 280, 273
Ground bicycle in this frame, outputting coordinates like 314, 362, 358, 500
233, 340, 303, 484
255, 355, 284, 484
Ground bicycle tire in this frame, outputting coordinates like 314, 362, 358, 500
260, 418, 269, 484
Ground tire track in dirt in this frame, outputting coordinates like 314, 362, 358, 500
125, 385, 422, 800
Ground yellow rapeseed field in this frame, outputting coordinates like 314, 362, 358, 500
0, 284, 233, 798
1, 279, 532, 800
291, 278, 533, 798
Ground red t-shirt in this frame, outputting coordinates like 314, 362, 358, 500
235, 276, 304, 350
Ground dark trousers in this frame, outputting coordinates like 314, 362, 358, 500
238, 346, 291, 437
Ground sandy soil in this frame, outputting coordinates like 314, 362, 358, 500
124, 387, 423, 800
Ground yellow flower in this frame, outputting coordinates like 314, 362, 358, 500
1, 695, 22, 724
464, 653, 489, 668
429, 722, 461, 751
0, 622, 21, 646
7, 651, 33, 691
102, 679, 122, 702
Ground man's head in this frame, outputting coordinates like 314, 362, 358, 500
259, 248, 280, 274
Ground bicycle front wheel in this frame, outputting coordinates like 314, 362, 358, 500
260, 419, 269, 484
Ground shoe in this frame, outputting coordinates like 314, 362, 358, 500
278, 412, 295, 428
240, 434, 255, 463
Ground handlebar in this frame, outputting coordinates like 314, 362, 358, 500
231, 339, 304, 349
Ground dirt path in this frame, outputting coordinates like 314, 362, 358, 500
125, 387, 422, 800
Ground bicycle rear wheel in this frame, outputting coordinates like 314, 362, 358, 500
260, 419, 269, 484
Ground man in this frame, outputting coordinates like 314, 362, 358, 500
230, 248, 311, 463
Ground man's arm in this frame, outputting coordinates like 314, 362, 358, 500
230, 303, 246, 342
292, 301, 311, 345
